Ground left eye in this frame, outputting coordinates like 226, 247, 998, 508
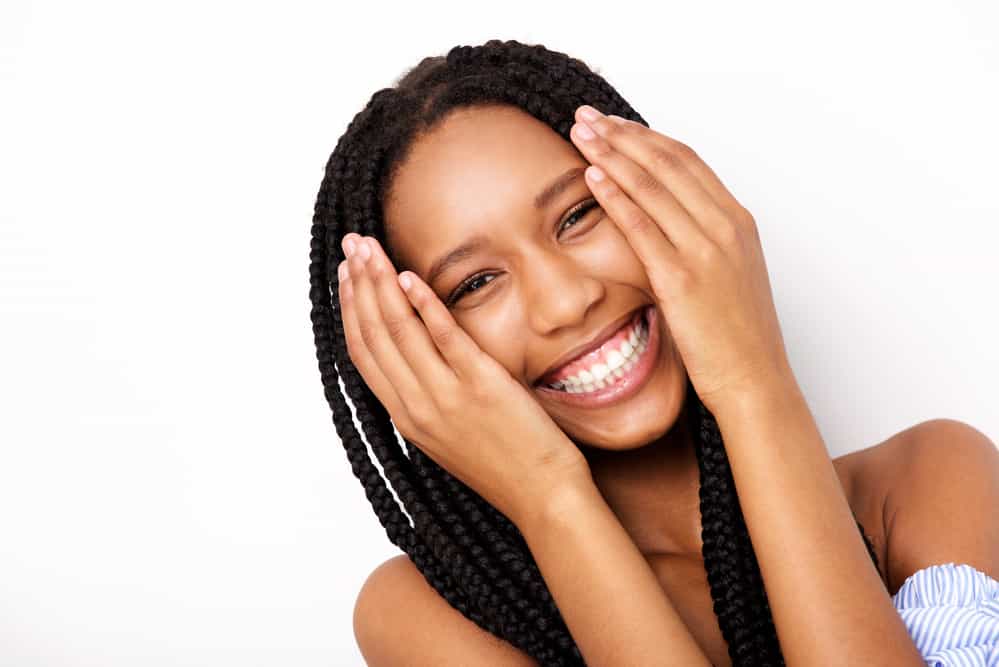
556, 198, 600, 235
444, 200, 602, 307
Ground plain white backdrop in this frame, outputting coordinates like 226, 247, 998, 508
1, 0, 997, 664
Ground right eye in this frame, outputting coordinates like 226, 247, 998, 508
445, 272, 497, 307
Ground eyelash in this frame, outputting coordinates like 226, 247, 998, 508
444, 199, 602, 307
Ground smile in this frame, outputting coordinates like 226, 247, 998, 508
534, 305, 660, 408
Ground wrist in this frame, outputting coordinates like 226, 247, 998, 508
704, 364, 803, 422
510, 471, 601, 535
705, 372, 805, 424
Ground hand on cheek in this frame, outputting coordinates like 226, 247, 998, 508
568, 104, 793, 412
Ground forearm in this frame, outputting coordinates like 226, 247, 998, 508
514, 480, 712, 667
710, 374, 924, 666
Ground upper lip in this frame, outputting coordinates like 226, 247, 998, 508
534, 305, 647, 386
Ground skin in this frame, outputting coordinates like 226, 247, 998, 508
349, 103, 999, 666
383, 104, 707, 558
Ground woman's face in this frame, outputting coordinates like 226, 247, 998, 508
383, 105, 688, 451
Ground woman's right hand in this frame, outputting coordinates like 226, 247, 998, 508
337, 233, 592, 527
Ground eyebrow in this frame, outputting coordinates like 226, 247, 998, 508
424, 166, 586, 288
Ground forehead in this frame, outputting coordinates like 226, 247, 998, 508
383, 105, 583, 275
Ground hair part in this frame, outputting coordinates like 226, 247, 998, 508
308, 38, 880, 666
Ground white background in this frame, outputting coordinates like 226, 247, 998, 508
2, 1, 997, 665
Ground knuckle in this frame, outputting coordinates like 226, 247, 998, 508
357, 318, 378, 349
390, 412, 416, 440
715, 221, 741, 248
590, 139, 613, 158
406, 401, 436, 431
341, 342, 359, 370
739, 206, 759, 230
696, 240, 724, 265
651, 147, 684, 172
671, 267, 695, 293
731, 209, 760, 243
601, 117, 626, 139
428, 322, 455, 349
670, 139, 698, 161
632, 168, 663, 194
383, 314, 408, 345
624, 209, 653, 232
459, 394, 480, 413
435, 387, 463, 417
649, 274, 671, 301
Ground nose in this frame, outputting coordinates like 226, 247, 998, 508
524, 257, 603, 334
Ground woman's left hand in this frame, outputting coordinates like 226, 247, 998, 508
570, 105, 794, 413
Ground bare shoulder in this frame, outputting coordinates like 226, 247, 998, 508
836, 419, 999, 596
353, 554, 539, 667
880, 418, 999, 593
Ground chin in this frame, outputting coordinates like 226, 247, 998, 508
551, 335, 688, 448
575, 420, 676, 452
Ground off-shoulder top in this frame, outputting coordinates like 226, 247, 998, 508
890, 562, 999, 666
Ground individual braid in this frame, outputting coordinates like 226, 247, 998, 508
308, 38, 882, 667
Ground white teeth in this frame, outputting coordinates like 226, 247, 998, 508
546, 314, 650, 393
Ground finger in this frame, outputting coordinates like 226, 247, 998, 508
571, 117, 711, 257
391, 264, 492, 385
582, 162, 683, 286
337, 237, 405, 416
606, 113, 751, 224
346, 235, 429, 419
587, 112, 735, 248
362, 237, 462, 393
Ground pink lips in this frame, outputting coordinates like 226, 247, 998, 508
535, 304, 660, 409
541, 309, 645, 384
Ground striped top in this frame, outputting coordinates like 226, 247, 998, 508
890, 562, 999, 666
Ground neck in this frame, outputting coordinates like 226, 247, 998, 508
580, 396, 704, 558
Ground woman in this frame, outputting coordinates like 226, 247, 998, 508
308, 39, 999, 666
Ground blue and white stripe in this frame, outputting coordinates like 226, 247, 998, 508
891, 562, 999, 666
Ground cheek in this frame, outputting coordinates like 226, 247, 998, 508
455, 318, 523, 378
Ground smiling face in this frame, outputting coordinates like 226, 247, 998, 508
383, 104, 689, 451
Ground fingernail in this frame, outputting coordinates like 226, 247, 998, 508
578, 105, 602, 122
338, 261, 348, 281
575, 122, 596, 141
343, 236, 357, 257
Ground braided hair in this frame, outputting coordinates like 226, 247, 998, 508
308, 38, 881, 667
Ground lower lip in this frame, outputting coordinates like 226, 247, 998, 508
535, 304, 660, 408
